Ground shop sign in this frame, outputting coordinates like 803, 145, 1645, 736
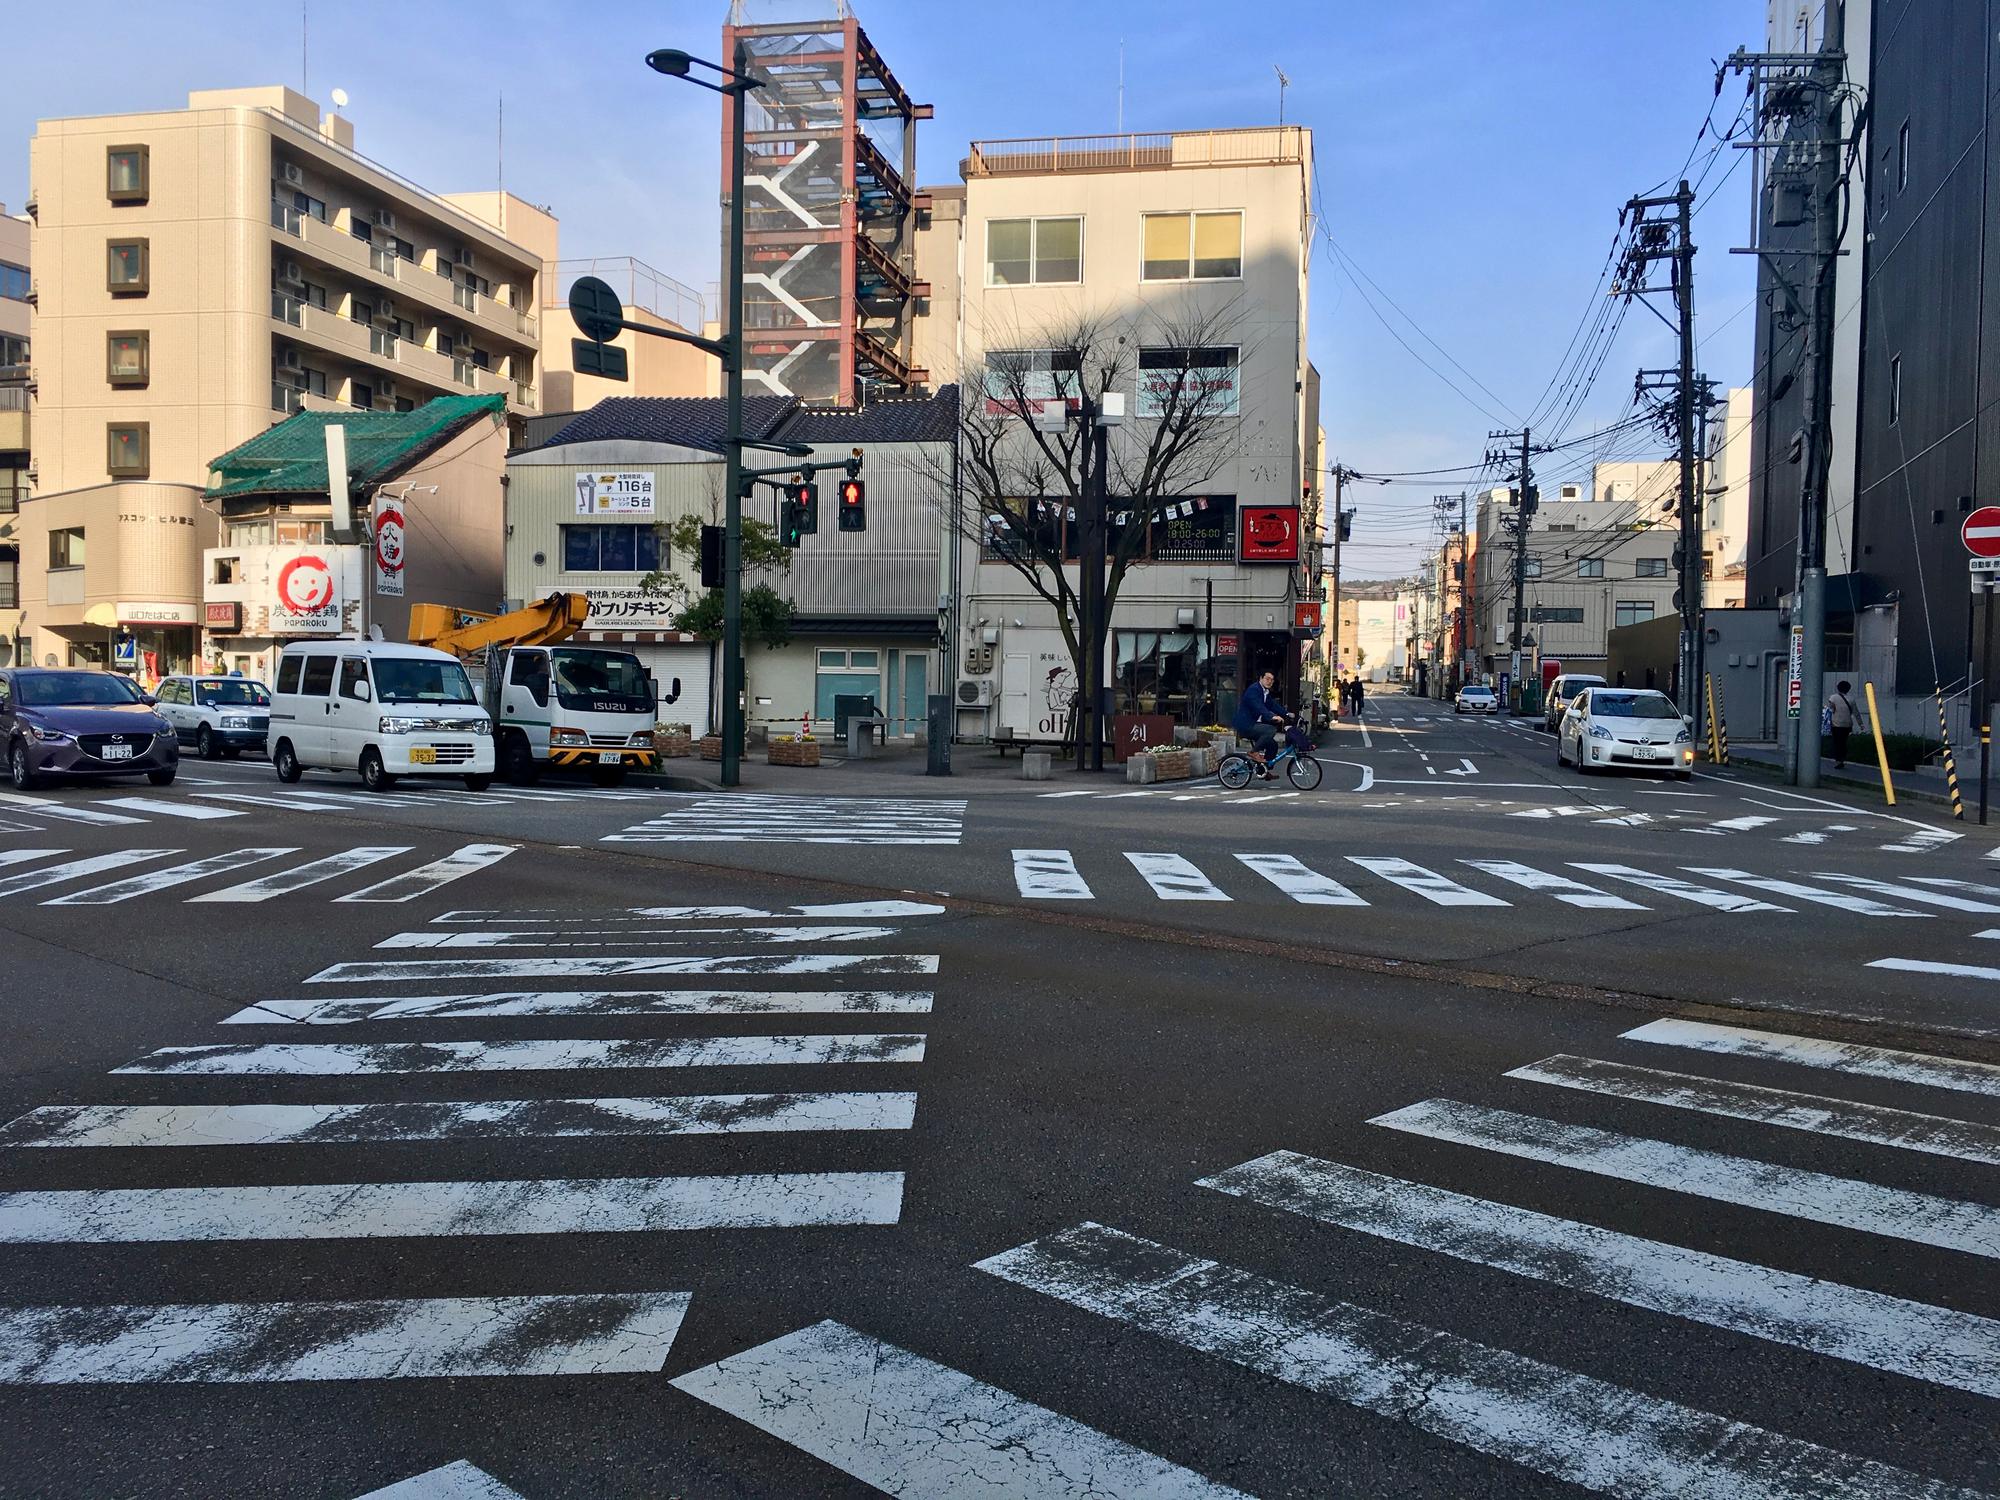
584, 588, 678, 628
1215, 633, 1240, 656
373, 500, 405, 598
1239, 506, 1301, 563
574, 470, 656, 516
204, 602, 243, 633
271, 552, 342, 633
116, 601, 199, 626
1294, 601, 1322, 631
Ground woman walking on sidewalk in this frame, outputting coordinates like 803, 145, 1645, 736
1824, 680, 1859, 768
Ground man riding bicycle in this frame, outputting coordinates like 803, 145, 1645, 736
1233, 670, 1300, 775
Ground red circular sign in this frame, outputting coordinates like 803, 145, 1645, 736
373, 506, 405, 574
276, 554, 336, 615
1964, 506, 2000, 557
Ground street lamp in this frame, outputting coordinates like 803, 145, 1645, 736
646, 41, 760, 786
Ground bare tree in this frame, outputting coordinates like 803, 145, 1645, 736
922, 301, 1250, 755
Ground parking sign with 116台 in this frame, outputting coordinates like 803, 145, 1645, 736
575, 470, 655, 516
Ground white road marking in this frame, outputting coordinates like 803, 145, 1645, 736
672, 1321, 1244, 1499
1869, 958, 2000, 982
1812, 873, 2000, 914
1460, 860, 1644, 910
40, 847, 295, 906
1621, 1018, 2000, 1099
1509, 805, 1599, 819
222, 988, 934, 1025
356, 1461, 526, 1500
1880, 828, 1964, 854
1013, 849, 1094, 899
1682, 867, 1930, 918
0, 849, 66, 870
1037, 790, 1100, 799
1781, 832, 1829, 845
977, 1223, 1962, 1500
1912, 876, 2000, 898
1508, 1054, 2000, 1166
1372, 1099, 2000, 1259
333, 844, 515, 903
93, 796, 243, 820
118, 1033, 928, 1076
0, 791, 146, 824
374, 923, 897, 949
302, 951, 940, 984
1125, 852, 1230, 901
1569, 864, 1789, 913
1706, 815, 1777, 832
0, 1171, 906, 1242
0, 1292, 688, 1383
1234, 853, 1367, 906
1, 1091, 919, 1148
187, 847, 413, 903
1201, 1150, 2000, 1398
1593, 812, 1654, 827
435, 900, 945, 923
1345, 856, 1508, 907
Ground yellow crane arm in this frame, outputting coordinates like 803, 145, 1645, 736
406, 592, 593, 657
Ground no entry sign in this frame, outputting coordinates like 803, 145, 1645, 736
1963, 506, 2000, 557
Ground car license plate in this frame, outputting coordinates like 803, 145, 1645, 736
1631, 744, 1659, 760
409, 747, 437, 765
598, 751, 621, 764
101, 744, 134, 761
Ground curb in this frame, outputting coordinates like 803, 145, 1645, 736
1717, 753, 1964, 810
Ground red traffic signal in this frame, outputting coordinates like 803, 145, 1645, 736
791, 479, 819, 535
837, 477, 866, 532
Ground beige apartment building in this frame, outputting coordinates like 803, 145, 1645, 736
16, 85, 550, 674
916, 127, 1318, 737
1, 205, 28, 663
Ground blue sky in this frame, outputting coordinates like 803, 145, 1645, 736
1, 1, 1761, 579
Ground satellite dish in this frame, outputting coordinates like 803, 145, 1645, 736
330, 88, 349, 110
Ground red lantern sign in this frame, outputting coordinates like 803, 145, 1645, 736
1239, 505, 1300, 563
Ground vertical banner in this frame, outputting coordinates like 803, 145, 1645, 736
1786, 624, 1804, 719
373, 497, 406, 599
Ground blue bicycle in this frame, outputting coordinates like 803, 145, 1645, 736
1217, 738, 1322, 790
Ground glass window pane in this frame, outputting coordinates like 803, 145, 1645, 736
636, 526, 660, 572
817, 650, 846, 668
598, 526, 637, 572
1143, 214, 1190, 279
562, 525, 599, 571
1034, 218, 1081, 282
109, 243, 144, 285
109, 335, 144, 378
848, 650, 879, 668
1193, 213, 1242, 278
987, 220, 1032, 284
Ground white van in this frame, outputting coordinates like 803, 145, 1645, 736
270, 641, 495, 792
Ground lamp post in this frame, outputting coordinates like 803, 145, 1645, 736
646, 44, 758, 786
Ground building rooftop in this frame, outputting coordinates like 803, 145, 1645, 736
526, 387, 960, 453
961, 126, 1309, 179
205, 394, 505, 500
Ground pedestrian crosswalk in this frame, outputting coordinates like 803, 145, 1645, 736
0, 780, 681, 833
1006, 846, 2000, 921
0, 899, 942, 1383
605, 792, 967, 845
678, 1014, 2000, 1496
0, 843, 514, 906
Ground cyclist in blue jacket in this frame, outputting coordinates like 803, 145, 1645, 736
1233, 671, 1292, 775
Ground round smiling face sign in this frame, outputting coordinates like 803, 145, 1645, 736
276, 554, 336, 617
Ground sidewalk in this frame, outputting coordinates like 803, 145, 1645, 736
1719, 739, 2000, 815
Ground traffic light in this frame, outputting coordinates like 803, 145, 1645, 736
838, 477, 866, 532
780, 495, 805, 549
699, 523, 724, 587
794, 480, 819, 536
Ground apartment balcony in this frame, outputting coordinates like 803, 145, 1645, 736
0, 392, 26, 454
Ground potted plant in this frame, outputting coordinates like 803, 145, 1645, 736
767, 732, 821, 767
653, 722, 694, 758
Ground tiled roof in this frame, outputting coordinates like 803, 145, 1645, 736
776, 387, 959, 445
535, 396, 796, 452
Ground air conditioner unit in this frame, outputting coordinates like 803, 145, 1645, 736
375, 300, 396, 323
276, 346, 302, 371
279, 162, 304, 187
278, 259, 304, 285
377, 378, 397, 399
454, 246, 474, 267
956, 679, 994, 707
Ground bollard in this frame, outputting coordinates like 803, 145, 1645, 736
1703, 673, 1729, 765
1863, 682, 1895, 806
1933, 689, 1966, 820
1021, 749, 1053, 782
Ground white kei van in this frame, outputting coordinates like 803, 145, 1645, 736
270, 641, 495, 791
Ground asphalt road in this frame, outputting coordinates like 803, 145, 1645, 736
0, 695, 1995, 1498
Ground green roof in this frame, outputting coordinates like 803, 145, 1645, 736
205, 394, 505, 501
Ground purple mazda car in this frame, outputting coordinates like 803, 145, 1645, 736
0, 668, 179, 790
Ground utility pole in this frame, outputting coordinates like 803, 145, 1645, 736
1727, 25, 1850, 787
1325, 465, 1362, 677
1431, 492, 1458, 698
1487, 429, 1534, 711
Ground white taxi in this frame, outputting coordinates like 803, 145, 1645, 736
1557, 687, 1695, 780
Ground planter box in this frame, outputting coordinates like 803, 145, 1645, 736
698, 735, 723, 762
653, 732, 693, 759
1187, 746, 1214, 776
767, 739, 822, 767
1199, 730, 1240, 754
1126, 750, 1193, 784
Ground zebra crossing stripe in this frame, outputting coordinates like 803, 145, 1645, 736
1346, 856, 1507, 907
1507, 1054, 2000, 1166
0, 1091, 919, 1148
0, 849, 66, 870
1705, 816, 1777, 833
356, 1460, 526, 1500
1200, 1150, 2000, 1399
93, 796, 243, 820
0, 1292, 688, 1383
1869, 957, 2000, 981
373, 923, 897, 950
305, 952, 938, 983
222, 988, 935, 1025
1810, 874, 2000, 914
673, 1321, 1244, 1499
1013, 849, 1093, 899
41, 848, 294, 906
977, 1222, 1962, 1500
1459, 860, 1643, 910
628, 899, 944, 920
0, 850, 177, 899
1568, 864, 1789, 913
0, 791, 145, 824
0, 1171, 905, 1242
188, 847, 413, 903
1125, 852, 1230, 901
1620, 1019, 2000, 1099
1682, 867, 1931, 918
1371, 1099, 2000, 1259
1234, 853, 1366, 906
116, 1033, 929, 1076
1912, 876, 2000, 897
1881, 828, 1963, 853
334, 844, 515, 903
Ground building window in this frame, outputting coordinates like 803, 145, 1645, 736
561, 523, 661, 573
351, 382, 373, 410
107, 423, 149, 477
985, 217, 1084, 286
1889, 353, 1901, 425
981, 347, 1083, 415
1635, 557, 1668, 578
1522, 558, 1542, 578
1136, 346, 1240, 416
107, 239, 149, 295
106, 145, 149, 204
1702, 550, 1714, 581
1576, 557, 1604, 579
1141, 210, 1243, 281
48, 527, 86, 570
1529, 606, 1584, 623
0, 261, 27, 302
106, 331, 149, 387
292, 189, 329, 223
1897, 119, 1910, 193
1615, 600, 1655, 629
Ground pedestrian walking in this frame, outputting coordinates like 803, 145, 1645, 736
1824, 679, 1859, 768
1351, 676, 1367, 716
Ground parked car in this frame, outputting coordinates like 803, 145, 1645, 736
1556, 686, 1695, 780
0, 668, 179, 790
1542, 672, 1607, 734
270, 641, 495, 792
1454, 685, 1499, 714
154, 674, 271, 760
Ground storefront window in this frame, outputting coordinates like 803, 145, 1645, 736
1114, 631, 1236, 725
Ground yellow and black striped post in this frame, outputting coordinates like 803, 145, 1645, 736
1704, 673, 1728, 765
1935, 688, 1966, 820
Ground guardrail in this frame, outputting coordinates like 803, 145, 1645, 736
963, 127, 1307, 177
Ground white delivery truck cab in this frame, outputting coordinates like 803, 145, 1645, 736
487, 644, 659, 786
270, 640, 496, 792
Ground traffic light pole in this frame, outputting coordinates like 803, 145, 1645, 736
720, 36, 750, 786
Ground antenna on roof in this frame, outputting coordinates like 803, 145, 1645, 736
1274, 64, 1291, 125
